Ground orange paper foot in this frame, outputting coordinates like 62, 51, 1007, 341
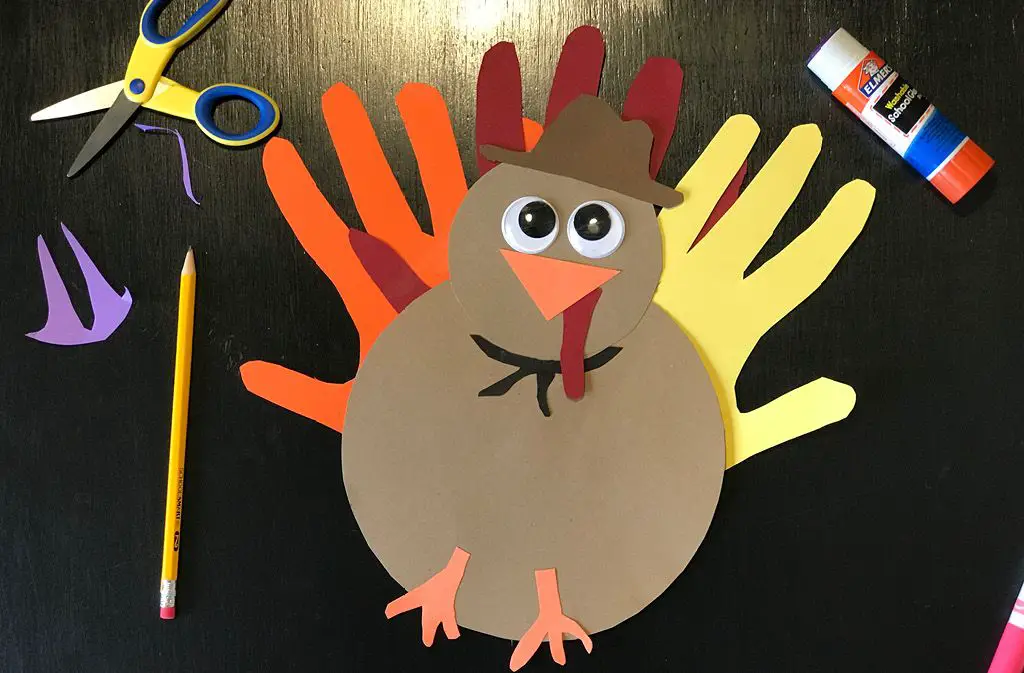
509, 568, 593, 671
385, 547, 470, 647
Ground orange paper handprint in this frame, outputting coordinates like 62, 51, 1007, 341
241, 82, 466, 431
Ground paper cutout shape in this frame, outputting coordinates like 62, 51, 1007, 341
239, 362, 350, 432
384, 546, 470, 647
522, 119, 543, 151
694, 160, 747, 249
543, 26, 605, 128
135, 124, 200, 206
344, 275, 723, 647
345, 95, 724, 673
350, 228, 429, 313
475, 26, 681, 180
482, 95, 681, 207
654, 116, 875, 467
560, 288, 603, 400
240, 82, 466, 428
622, 57, 684, 179
509, 568, 593, 671
27, 223, 132, 346
500, 250, 619, 321
241, 25, 874, 671
244, 26, 684, 436
472, 334, 621, 417
475, 40, 526, 177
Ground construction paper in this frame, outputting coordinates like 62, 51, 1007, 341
262, 137, 397, 362
346, 89, 720, 645
475, 27, 684, 183
543, 26, 605, 128
244, 83, 466, 430
654, 115, 875, 467
242, 138, 395, 427
395, 83, 467, 244
27, 224, 132, 346
385, 546, 470, 647
523, 119, 543, 150
472, 334, 621, 417
476, 40, 525, 177
450, 162, 662, 362
509, 568, 593, 671
482, 96, 682, 208
500, 250, 619, 321
239, 32, 870, 665
350, 229, 429, 313
239, 361, 350, 432
135, 123, 200, 205
621, 57, 684, 179
475, 26, 605, 177
559, 288, 603, 400
321, 83, 460, 287
343, 284, 723, 641
693, 161, 747, 249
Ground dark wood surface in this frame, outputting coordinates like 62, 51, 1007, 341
2, 1, 1023, 671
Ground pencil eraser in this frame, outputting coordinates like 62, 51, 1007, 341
160, 606, 176, 620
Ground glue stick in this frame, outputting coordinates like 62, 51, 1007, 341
808, 28, 994, 203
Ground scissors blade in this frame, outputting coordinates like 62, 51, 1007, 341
67, 92, 140, 178
31, 81, 125, 121
32, 79, 181, 122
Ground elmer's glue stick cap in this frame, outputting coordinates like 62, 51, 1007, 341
808, 28, 869, 90
930, 139, 995, 204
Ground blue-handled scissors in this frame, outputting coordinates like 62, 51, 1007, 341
32, 0, 281, 178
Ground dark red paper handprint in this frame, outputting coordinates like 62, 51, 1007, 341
476, 25, 683, 180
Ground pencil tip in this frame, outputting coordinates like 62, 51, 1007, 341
182, 248, 195, 275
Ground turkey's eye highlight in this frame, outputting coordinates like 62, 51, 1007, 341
502, 196, 558, 254
573, 203, 612, 240
568, 201, 624, 258
518, 200, 557, 238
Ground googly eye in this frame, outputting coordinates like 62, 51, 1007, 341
567, 201, 625, 259
501, 196, 559, 254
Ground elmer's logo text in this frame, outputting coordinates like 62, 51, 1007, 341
858, 58, 893, 97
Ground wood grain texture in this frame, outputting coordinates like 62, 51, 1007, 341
1, 1, 1023, 671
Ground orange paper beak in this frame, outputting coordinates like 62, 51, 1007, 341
501, 249, 620, 320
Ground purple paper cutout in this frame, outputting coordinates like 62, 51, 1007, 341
135, 123, 201, 206
26, 224, 133, 346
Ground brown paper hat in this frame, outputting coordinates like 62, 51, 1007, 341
481, 95, 683, 208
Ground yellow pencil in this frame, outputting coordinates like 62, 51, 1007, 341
160, 248, 196, 620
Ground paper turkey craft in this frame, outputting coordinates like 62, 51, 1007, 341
242, 26, 876, 670
346, 93, 724, 666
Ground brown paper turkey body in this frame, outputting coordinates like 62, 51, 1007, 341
343, 96, 725, 667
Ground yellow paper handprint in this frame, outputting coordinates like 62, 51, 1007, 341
655, 115, 876, 468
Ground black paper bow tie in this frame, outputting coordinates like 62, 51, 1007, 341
470, 334, 622, 417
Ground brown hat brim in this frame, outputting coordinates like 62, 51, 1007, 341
481, 144, 683, 208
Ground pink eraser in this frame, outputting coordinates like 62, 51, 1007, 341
160, 606, 176, 620
988, 624, 1024, 673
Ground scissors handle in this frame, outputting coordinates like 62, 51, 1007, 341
193, 84, 280, 147
139, 0, 230, 48
124, 0, 230, 104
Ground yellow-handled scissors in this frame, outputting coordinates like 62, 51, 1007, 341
32, 0, 281, 178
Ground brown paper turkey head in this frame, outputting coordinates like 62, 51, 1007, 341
449, 95, 682, 371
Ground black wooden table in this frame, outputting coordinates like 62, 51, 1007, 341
2, 1, 1022, 671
